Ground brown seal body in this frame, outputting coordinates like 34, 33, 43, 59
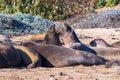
22, 24, 62, 48
33, 44, 107, 67
71, 41, 120, 60
57, 23, 97, 54
111, 41, 120, 48
57, 24, 120, 60
43, 24, 62, 46
57, 23, 80, 47
19, 24, 62, 68
90, 47, 120, 60
13, 45, 42, 68
0, 42, 21, 68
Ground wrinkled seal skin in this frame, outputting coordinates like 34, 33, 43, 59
13, 45, 42, 68
33, 44, 107, 67
57, 23, 97, 54
0, 42, 21, 68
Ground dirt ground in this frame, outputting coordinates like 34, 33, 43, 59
0, 28, 120, 80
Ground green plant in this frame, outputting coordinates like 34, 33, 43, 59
94, 0, 106, 8
106, 0, 118, 7
0, 0, 97, 20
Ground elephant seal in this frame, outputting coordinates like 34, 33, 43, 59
13, 44, 42, 68
21, 24, 63, 67
57, 24, 120, 60
89, 47, 120, 60
22, 24, 62, 47
71, 42, 120, 59
57, 23, 97, 54
90, 38, 113, 47
90, 38, 120, 49
32, 44, 107, 67
0, 42, 21, 68
57, 23, 81, 47
43, 24, 62, 46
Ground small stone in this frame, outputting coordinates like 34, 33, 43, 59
59, 72, 66, 76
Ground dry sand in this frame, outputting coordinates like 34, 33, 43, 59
0, 28, 120, 80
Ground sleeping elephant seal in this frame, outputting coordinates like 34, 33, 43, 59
90, 38, 113, 47
90, 38, 112, 47
57, 23, 97, 54
13, 45, 42, 68
33, 44, 107, 67
89, 47, 120, 60
71, 43, 120, 60
90, 38, 120, 49
0, 42, 21, 68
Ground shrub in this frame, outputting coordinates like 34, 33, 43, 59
0, 13, 54, 35
106, 0, 119, 7
72, 8, 120, 28
94, 0, 106, 8
94, 0, 119, 8
0, 0, 96, 20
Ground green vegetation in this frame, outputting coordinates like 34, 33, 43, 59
0, 0, 119, 20
95, 0, 119, 8
0, 13, 53, 35
106, 0, 119, 7
0, 0, 96, 20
